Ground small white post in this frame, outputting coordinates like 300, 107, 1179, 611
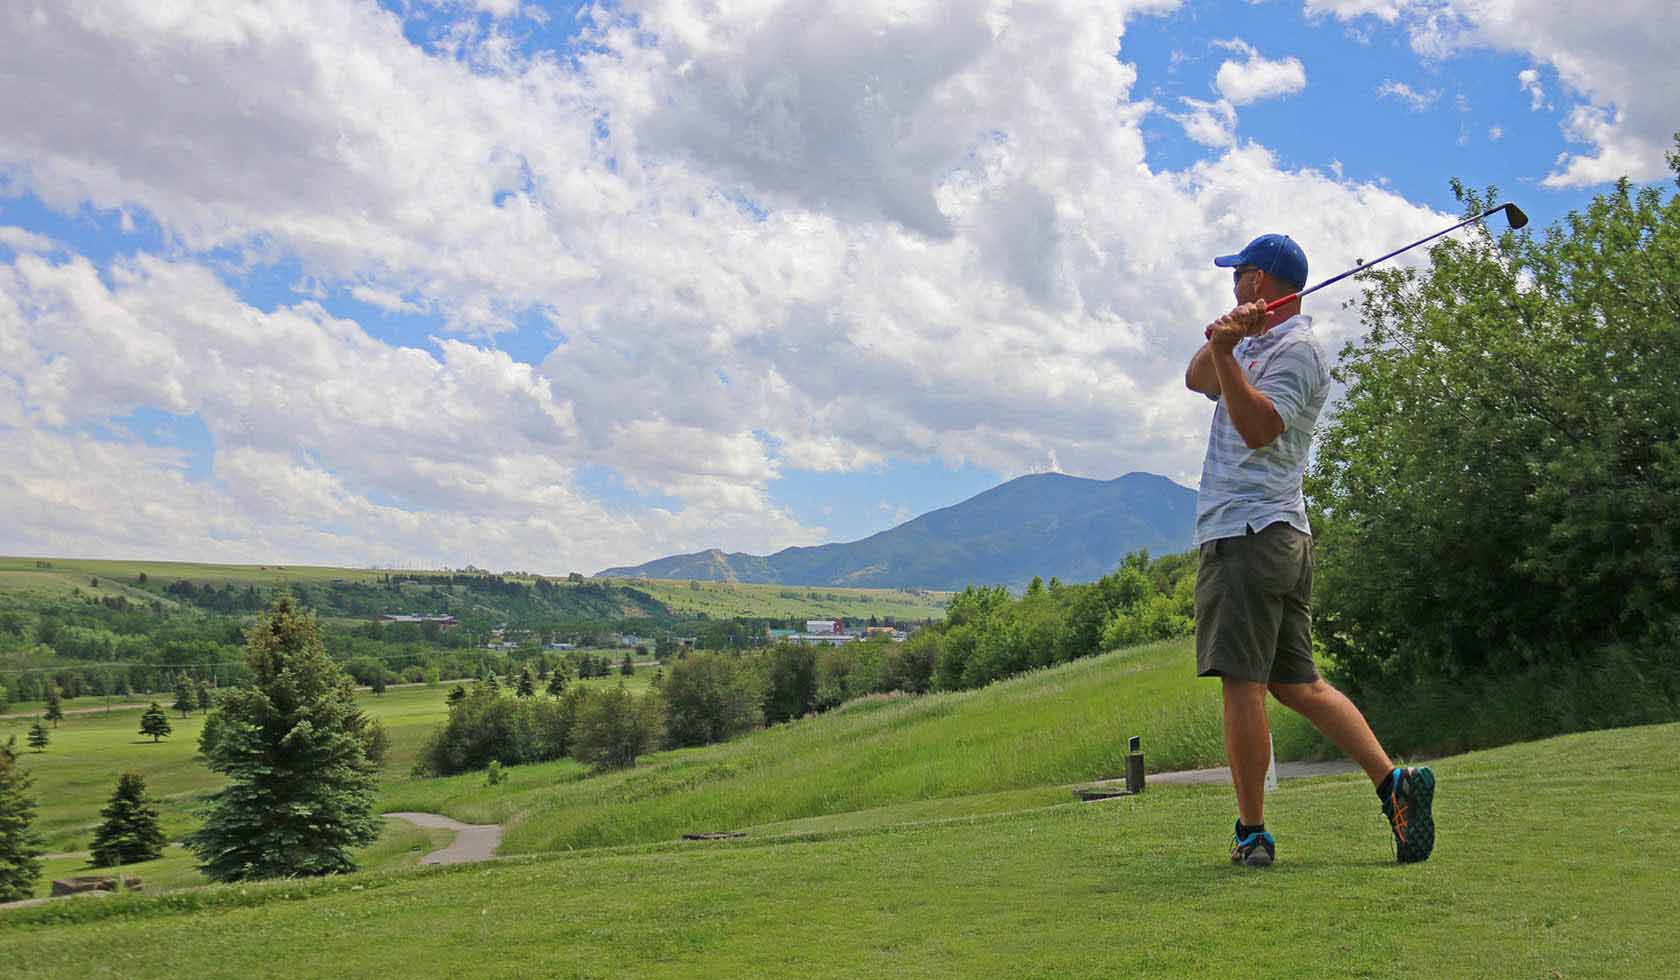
1264, 733, 1279, 792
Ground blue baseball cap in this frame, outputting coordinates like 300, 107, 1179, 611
1213, 234, 1308, 290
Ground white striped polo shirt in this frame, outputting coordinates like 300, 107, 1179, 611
1194, 314, 1331, 546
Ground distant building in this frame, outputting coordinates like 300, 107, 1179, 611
378, 614, 457, 630
805, 619, 844, 635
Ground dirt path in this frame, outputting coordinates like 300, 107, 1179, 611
386, 812, 502, 865
1, 702, 153, 721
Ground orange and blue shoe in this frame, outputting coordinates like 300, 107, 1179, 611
1382, 766, 1436, 864
1230, 821, 1275, 867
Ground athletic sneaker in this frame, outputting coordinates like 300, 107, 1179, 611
1382, 766, 1436, 864
1230, 821, 1275, 867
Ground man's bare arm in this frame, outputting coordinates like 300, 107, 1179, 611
1209, 347, 1285, 449
1185, 342, 1221, 397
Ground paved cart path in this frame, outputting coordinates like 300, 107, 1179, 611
386, 812, 502, 865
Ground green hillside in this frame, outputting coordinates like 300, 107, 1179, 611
0, 556, 947, 624
5, 718, 1671, 978
378, 637, 1319, 851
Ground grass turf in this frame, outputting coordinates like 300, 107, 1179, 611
3, 722, 1673, 978
386, 639, 1320, 853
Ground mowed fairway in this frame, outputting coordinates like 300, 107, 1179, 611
3, 680, 612, 896
3, 723, 1674, 978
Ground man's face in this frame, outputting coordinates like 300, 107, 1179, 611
1232, 265, 1262, 304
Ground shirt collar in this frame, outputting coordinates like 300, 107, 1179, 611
1239, 313, 1312, 353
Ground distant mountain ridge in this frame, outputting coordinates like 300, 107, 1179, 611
597, 472, 1197, 591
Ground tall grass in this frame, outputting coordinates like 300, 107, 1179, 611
443, 637, 1320, 853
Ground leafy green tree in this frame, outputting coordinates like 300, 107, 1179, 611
370, 671, 387, 696
172, 674, 195, 717
662, 653, 763, 747
0, 680, 9, 715
27, 721, 49, 752
446, 683, 467, 705
761, 644, 817, 723
90, 772, 167, 867
44, 687, 63, 727
196, 680, 213, 713
185, 598, 381, 882
139, 703, 172, 743
516, 666, 535, 698
570, 685, 663, 771
619, 654, 635, 677
0, 739, 45, 900
1310, 167, 1680, 731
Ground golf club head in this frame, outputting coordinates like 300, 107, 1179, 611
1499, 202, 1529, 230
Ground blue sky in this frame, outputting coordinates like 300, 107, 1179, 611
1, 0, 1672, 571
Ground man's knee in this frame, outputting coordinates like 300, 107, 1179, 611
1268, 677, 1331, 709
1222, 676, 1268, 708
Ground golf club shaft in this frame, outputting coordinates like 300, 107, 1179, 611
1261, 204, 1516, 314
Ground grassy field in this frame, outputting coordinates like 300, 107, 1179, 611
0, 555, 951, 621
604, 577, 949, 622
3, 722, 1673, 978
376, 638, 1324, 851
3, 675, 656, 858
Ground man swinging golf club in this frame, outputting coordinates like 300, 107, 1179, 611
1185, 232, 1434, 867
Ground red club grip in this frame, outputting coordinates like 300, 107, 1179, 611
1203, 293, 1301, 340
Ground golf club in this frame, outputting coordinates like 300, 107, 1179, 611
1208, 201, 1528, 336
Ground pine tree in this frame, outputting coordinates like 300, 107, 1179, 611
0, 680, 10, 715
196, 680, 213, 713
0, 739, 45, 901
27, 721, 49, 752
545, 669, 568, 698
620, 654, 634, 677
185, 597, 381, 882
90, 772, 167, 867
446, 683, 467, 706
139, 703, 172, 743
173, 674, 195, 717
516, 666, 535, 698
370, 671, 387, 696
44, 687, 64, 727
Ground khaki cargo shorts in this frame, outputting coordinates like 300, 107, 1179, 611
1194, 521, 1319, 684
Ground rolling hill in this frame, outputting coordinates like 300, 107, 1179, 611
598, 471, 1197, 590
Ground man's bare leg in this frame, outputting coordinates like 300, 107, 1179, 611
1221, 677, 1272, 825
1268, 678, 1393, 785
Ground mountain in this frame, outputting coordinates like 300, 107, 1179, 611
596, 471, 1197, 591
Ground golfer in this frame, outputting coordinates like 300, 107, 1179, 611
1184, 233, 1434, 867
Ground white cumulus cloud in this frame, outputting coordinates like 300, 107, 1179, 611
1213, 39, 1308, 105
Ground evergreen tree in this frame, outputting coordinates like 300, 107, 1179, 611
0, 739, 45, 901
172, 674, 195, 717
44, 687, 63, 727
516, 666, 535, 698
27, 721, 49, 752
620, 654, 634, 677
370, 671, 387, 696
196, 680, 213, 713
0, 680, 9, 714
90, 772, 167, 867
545, 669, 568, 698
185, 598, 381, 882
139, 703, 172, 743
446, 683, 467, 706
